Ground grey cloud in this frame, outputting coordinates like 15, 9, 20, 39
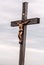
26, 25, 44, 49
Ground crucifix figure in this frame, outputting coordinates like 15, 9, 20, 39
11, 2, 40, 65
15, 20, 30, 44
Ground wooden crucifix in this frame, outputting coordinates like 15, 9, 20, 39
11, 2, 40, 65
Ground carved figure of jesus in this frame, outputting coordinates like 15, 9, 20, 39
16, 20, 29, 44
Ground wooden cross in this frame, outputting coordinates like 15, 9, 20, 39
11, 2, 40, 65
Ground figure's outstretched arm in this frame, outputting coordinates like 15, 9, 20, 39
16, 22, 20, 25
22, 20, 29, 25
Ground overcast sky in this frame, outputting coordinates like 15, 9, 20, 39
0, 0, 44, 65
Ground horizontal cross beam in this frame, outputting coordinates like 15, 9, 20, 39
11, 18, 40, 27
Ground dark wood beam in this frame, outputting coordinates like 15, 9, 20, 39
19, 2, 28, 65
26, 18, 40, 25
11, 18, 40, 27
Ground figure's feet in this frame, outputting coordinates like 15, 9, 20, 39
19, 40, 23, 45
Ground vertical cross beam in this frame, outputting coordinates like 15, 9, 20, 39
19, 2, 28, 65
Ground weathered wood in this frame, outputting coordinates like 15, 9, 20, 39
11, 18, 40, 27
19, 2, 28, 65
27, 18, 40, 25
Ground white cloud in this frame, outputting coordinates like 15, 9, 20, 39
26, 38, 36, 44
27, 48, 44, 53
25, 48, 44, 65
0, 45, 19, 65
0, 45, 44, 65
22, 0, 29, 2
